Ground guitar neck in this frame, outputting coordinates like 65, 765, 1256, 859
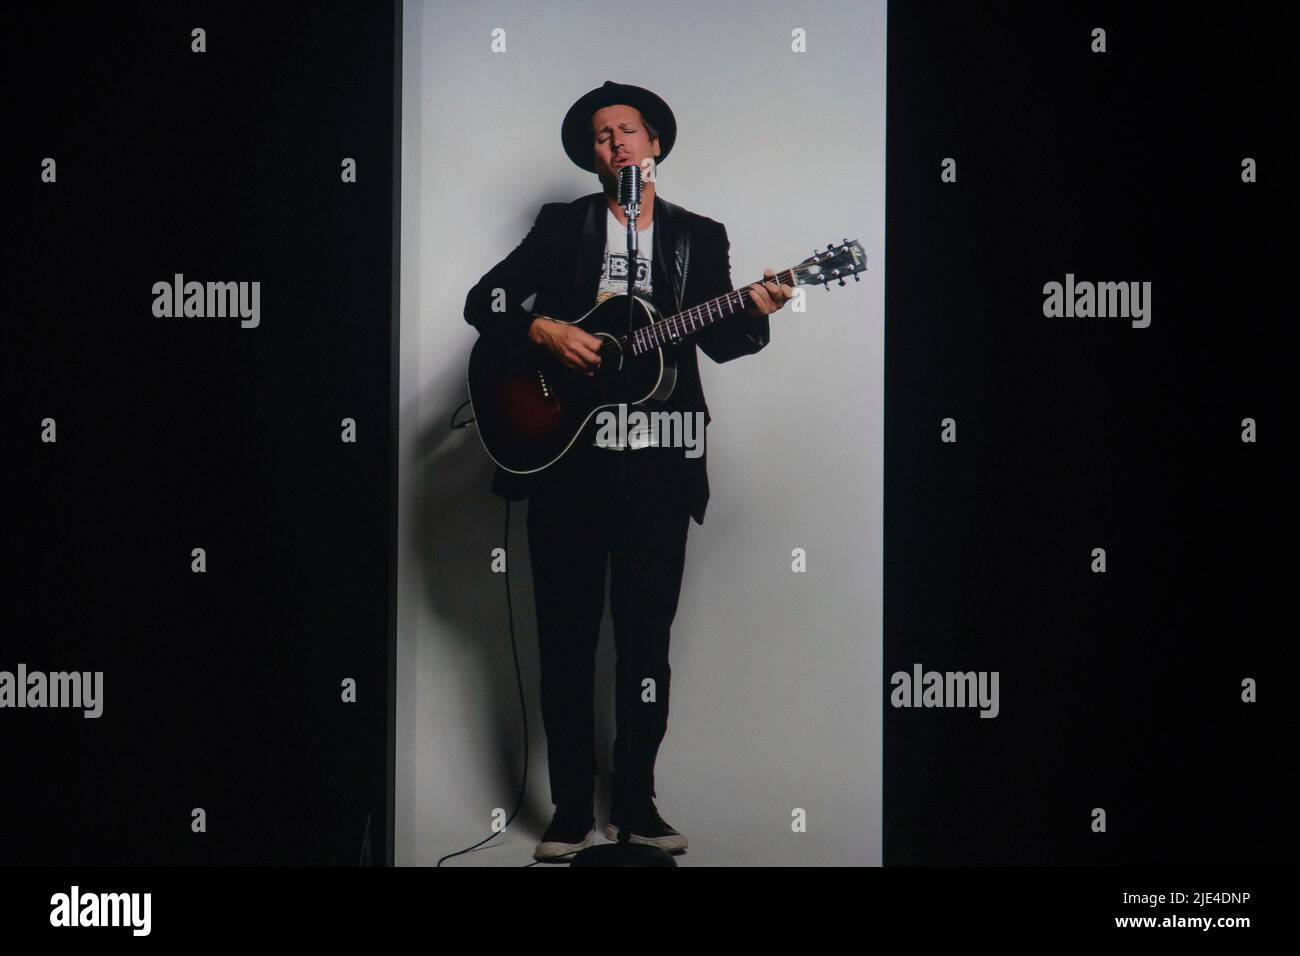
623, 239, 865, 354
629, 268, 797, 356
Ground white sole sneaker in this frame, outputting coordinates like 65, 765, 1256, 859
533, 828, 596, 861
605, 824, 688, 853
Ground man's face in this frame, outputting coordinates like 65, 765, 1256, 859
591, 104, 661, 192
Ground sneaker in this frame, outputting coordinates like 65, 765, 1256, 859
606, 804, 688, 853
533, 808, 596, 861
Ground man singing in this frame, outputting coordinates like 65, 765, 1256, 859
464, 81, 793, 861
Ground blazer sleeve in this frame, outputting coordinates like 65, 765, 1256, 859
464, 203, 558, 348
694, 220, 771, 364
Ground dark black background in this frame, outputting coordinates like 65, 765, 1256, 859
3, 2, 397, 865
1, 1, 1292, 870
884, 2, 1294, 864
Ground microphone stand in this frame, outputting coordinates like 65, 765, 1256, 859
621, 191, 637, 506
571, 170, 676, 868
617, 186, 637, 843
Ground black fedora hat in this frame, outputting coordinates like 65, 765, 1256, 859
561, 80, 676, 173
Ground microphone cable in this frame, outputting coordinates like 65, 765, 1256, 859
436, 445, 530, 866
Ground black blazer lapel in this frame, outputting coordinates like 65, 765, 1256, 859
573, 192, 604, 314
650, 194, 675, 316
652, 195, 689, 316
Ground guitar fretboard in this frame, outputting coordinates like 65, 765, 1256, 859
629, 268, 796, 356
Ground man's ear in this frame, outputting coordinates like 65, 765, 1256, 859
651, 137, 662, 159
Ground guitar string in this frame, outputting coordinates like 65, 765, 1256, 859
637, 256, 861, 347
613, 265, 819, 356
597, 250, 858, 355
601, 268, 799, 356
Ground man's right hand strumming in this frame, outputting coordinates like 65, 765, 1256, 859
529, 317, 604, 376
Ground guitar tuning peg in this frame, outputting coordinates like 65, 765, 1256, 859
827, 244, 834, 251
853, 274, 860, 281
838, 278, 846, 286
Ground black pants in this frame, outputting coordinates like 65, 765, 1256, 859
526, 441, 691, 815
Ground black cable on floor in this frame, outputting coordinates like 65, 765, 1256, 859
436, 498, 529, 866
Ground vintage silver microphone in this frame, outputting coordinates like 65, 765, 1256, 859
618, 163, 642, 226
617, 161, 642, 207
617, 162, 642, 284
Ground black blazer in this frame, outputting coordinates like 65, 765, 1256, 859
464, 191, 770, 524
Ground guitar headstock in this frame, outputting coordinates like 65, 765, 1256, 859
791, 239, 867, 288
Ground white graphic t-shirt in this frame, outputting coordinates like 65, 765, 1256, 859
597, 207, 653, 301
595, 208, 657, 450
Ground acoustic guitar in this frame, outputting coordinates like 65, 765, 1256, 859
467, 239, 866, 474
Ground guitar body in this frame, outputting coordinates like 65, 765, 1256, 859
467, 294, 678, 474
